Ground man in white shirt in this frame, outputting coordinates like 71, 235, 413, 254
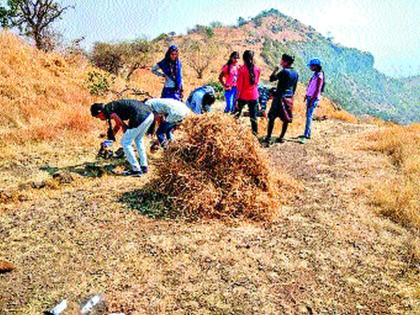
145, 98, 191, 146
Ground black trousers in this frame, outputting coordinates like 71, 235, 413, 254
234, 99, 258, 135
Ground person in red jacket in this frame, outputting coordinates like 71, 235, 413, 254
234, 50, 261, 135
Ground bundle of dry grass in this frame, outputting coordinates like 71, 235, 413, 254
154, 113, 280, 221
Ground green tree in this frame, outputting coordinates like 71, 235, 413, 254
0, 0, 73, 51
91, 39, 155, 81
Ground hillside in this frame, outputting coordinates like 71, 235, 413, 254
0, 17, 419, 315
150, 9, 419, 124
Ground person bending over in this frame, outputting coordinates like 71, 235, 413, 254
145, 98, 191, 147
186, 85, 216, 114
262, 54, 299, 145
90, 99, 154, 177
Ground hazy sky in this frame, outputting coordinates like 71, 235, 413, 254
58, 0, 420, 78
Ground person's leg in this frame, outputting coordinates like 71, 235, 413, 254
121, 128, 141, 172
304, 98, 319, 139
265, 98, 279, 141
266, 118, 275, 140
134, 113, 154, 168
248, 100, 258, 135
224, 89, 233, 113
234, 99, 245, 118
165, 122, 177, 141
156, 121, 169, 144
230, 87, 237, 113
157, 121, 177, 145
279, 122, 289, 140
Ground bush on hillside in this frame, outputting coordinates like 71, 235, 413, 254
91, 39, 155, 80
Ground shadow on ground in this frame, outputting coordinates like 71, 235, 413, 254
40, 159, 128, 178
119, 189, 172, 220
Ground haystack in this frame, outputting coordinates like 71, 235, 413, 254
154, 113, 280, 221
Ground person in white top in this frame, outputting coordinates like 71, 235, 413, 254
145, 98, 191, 146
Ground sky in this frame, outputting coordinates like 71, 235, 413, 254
57, 0, 420, 78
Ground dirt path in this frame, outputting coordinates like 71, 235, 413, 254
0, 119, 418, 314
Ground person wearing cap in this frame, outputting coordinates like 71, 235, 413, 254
299, 58, 325, 144
262, 53, 299, 146
151, 45, 184, 100
186, 85, 216, 114
145, 98, 191, 147
90, 99, 154, 177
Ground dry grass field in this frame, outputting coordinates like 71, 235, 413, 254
0, 32, 419, 314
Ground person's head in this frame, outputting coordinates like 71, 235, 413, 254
280, 53, 295, 68
90, 103, 106, 120
308, 58, 322, 72
202, 93, 216, 106
228, 51, 240, 66
165, 45, 179, 62
243, 50, 256, 85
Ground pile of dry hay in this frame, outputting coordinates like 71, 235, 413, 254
154, 113, 281, 221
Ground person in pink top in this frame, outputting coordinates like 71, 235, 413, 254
234, 50, 261, 135
300, 58, 325, 144
219, 51, 239, 113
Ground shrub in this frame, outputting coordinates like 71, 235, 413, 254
85, 70, 115, 96
206, 81, 224, 100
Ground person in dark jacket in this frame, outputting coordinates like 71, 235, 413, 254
90, 99, 154, 176
262, 54, 299, 145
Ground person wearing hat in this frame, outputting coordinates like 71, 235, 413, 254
90, 99, 154, 177
300, 58, 325, 144
262, 53, 299, 146
151, 45, 184, 100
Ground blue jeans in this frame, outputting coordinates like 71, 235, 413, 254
224, 87, 237, 113
304, 97, 319, 138
156, 121, 177, 145
121, 113, 154, 171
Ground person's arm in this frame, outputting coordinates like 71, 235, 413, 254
151, 64, 165, 77
218, 71, 226, 87
179, 62, 184, 98
255, 67, 261, 85
110, 113, 127, 135
236, 68, 243, 107
293, 73, 299, 95
269, 66, 280, 82
219, 65, 229, 89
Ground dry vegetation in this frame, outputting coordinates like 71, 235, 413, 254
150, 114, 299, 221
0, 31, 99, 144
0, 31, 419, 314
363, 124, 420, 228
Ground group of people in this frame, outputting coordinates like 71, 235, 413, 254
90, 44, 325, 176
217, 49, 325, 144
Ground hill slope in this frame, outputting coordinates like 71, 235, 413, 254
159, 9, 419, 123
